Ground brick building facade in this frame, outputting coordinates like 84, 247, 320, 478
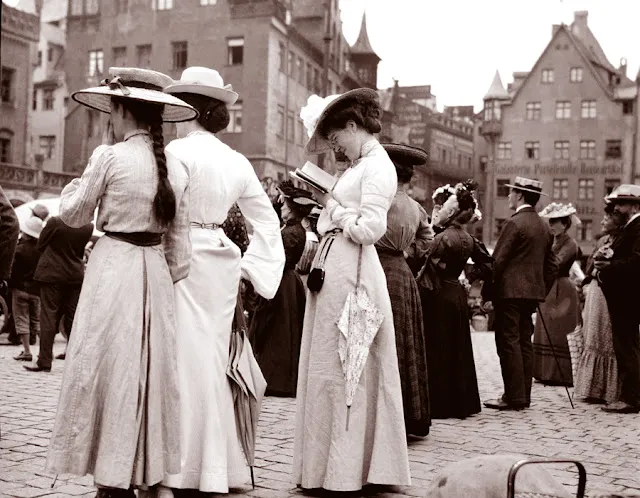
480, 11, 640, 253
62, 0, 379, 192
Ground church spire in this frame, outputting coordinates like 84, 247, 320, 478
351, 10, 380, 61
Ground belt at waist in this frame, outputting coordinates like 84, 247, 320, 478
375, 247, 404, 256
190, 222, 221, 230
105, 231, 162, 247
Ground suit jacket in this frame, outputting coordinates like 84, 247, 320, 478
598, 215, 640, 319
0, 186, 20, 281
34, 216, 94, 284
485, 206, 558, 301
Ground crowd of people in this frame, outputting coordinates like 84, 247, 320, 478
0, 62, 638, 498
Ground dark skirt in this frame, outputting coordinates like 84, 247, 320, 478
420, 280, 481, 419
378, 251, 430, 436
249, 268, 306, 397
533, 276, 578, 386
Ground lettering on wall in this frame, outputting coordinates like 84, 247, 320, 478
495, 163, 623, 176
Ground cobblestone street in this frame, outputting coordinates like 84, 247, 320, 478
1, 333, 639, 497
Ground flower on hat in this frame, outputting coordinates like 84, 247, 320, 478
432, 184, 456, 206
433, 180, 480, 228
300, 94, 340, 139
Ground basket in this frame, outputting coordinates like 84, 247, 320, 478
508, 459, 587, 498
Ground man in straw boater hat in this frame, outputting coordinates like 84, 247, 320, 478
483, 177, 558, 411
595, 184, 640, 413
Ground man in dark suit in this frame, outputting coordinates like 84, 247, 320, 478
596, 184, 640, 414
25, 216, 93, 372
0, 186, 20, 309
483, 177, 558, 411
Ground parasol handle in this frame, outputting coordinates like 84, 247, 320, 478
346, 406, 351, 431
355, 245, 363, 288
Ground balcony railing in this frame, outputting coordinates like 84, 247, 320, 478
0, 163, 76, 194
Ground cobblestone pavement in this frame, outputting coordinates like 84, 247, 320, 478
1, 333, 639, 498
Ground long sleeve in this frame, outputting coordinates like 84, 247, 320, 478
236, 162, 285, 300
0, 186, 19, 281
492, 218, 519, 282
325, 159, 397, 246
60, 145, 112, 228
163, 172, 191, 284
406, 204, 434, 259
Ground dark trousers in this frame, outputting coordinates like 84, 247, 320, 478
37, 282, 82, 369
609, 311, 640, 406
494, 298, 537, 406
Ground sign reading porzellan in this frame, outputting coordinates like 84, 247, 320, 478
495, 163, 622, 176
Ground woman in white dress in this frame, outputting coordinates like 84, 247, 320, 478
293, 89, 411, 491
160, 67, 285, 495
45, 67, 195, 497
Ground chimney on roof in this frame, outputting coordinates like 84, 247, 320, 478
573, 11, 588, 35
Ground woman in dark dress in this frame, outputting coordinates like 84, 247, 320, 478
533, 203, 581, 386
376, 143, 433, 437
418, 181, 490, 419
249, 181, 316, 396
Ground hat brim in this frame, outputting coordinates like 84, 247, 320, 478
604, 195, 640, 203
505, 183, 549, 196
72, 86, 198, 123
164, 83, 239, 105
382, 143, 428, 166
304, 88, 380, 155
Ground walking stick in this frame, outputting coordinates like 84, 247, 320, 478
536, 305, 575, 409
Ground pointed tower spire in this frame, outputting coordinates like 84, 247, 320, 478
484, 71, 510, 100
351, 10, 380, 61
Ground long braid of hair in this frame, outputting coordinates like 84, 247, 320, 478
149, 109, 176, 225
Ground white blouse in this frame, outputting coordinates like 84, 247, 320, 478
166, 130, 285, 299
59, 130, 191, 283
320, 139, 398, 246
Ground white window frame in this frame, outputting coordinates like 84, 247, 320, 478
581, 100, 596, 119
152, 0, 173, 10
226, 102, 243, 133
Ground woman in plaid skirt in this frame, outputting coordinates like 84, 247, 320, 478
375, 143, 433, 437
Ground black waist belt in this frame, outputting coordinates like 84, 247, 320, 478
376, 247, 404, 256
105, 231, 162, 247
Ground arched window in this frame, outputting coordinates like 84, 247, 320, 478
0, 128, 14, 163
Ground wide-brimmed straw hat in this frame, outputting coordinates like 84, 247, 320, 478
604, 184, 640, 203
539, 202, 582, 225
72, 67, 198, 123
505, 176, 548, 196
302, 88, 380, 155
164, 66, 238, 105
381, 143, 428, 166
21, 216, 44, 239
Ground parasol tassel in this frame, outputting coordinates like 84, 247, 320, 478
346, 406, 351, 431
50, 475, 58, 488
250, 466, 255, 489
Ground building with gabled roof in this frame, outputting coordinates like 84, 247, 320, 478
479, 10, 638, 253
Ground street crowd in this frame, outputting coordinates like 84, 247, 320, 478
0, 63, 638, 498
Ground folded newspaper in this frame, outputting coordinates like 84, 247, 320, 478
290, 161, 337, 194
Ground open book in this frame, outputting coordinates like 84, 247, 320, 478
290, 161, 337, 194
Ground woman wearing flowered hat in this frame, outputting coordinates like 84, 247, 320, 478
376, 143, 433, 437
294, 89, 411, 491
44, 67, 196, 497
417, 180, 489, 419
533, 202, 581, 387
249, 181, 316, 397
160, 67, 285, 494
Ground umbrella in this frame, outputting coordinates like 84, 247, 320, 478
14, 197, 103, 237
336, 247, 385, 431
226, 291, 267, 488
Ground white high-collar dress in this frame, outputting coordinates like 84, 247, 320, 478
161, 131, 285, 493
